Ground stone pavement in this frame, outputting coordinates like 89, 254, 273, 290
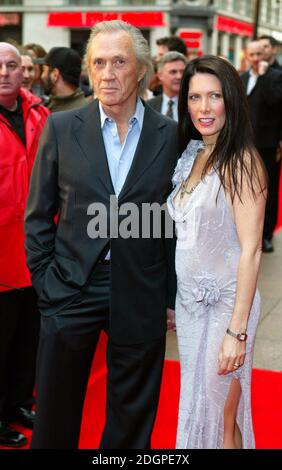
166, 230, 282, 372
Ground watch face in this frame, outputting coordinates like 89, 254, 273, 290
238, 333, 247, 341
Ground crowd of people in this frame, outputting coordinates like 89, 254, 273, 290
0, 22, 282, 450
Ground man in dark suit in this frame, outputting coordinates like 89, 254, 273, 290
241, 40, 282, 253
258, 35, 282, 71
24, 20, 178, 449
147, 51, 186, 121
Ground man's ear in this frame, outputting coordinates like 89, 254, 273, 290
138, 65, 147, 83
51, 67, 60, 83
156, 70, 163, 82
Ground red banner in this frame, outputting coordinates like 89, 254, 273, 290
48, 12, 166, 28
179, 31, 202, 39
216, 16, 253, 37
0, 13, 20, 26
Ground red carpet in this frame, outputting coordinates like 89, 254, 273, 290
4, 333, 282, 450
79, 335, 282, 449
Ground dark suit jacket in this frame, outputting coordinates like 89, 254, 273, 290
147, 95, 163, 113
24, 99, 179, 345
241, 67, 282, 148
271, 60, 282, 72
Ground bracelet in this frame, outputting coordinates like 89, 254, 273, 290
226, 328, 248, 342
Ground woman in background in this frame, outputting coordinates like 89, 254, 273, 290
24, 43, 47, 98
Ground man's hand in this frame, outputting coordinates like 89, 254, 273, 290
166, 308, 176, 331
258, 60, 269, 76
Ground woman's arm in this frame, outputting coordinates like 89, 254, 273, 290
218, 157, 267, 375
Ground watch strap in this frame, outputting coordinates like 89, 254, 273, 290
226, 328, 248, 342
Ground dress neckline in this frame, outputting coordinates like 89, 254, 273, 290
172, 140, 216, 211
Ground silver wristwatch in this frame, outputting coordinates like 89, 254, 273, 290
226, 328, 248, 342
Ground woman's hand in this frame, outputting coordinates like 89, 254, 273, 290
218, 334, 246, 375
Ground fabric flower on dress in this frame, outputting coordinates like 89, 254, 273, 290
178, 273, 221, 318
192, 275, 221, 307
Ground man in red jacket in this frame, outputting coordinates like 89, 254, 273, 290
0, 42, 49, 447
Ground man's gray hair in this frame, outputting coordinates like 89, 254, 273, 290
0, 42, 21, 60
157, 51, 187, 72
85, 20, 153, 95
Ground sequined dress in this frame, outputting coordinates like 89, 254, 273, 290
167, 140, 260, 449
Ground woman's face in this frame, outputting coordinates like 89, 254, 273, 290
187, 72, 226, 144
27, 48, 42, 83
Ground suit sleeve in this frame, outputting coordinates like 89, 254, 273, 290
165, 124, 178, 310
258, 68, 282, 106
24, 115, 59, 296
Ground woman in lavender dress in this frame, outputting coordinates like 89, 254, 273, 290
167, 56, 267, 449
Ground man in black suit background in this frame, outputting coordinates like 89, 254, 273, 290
24, 20, 178, 448
258, 35, 282, 71
147, 51, 186, 121
241, 40, 282, 252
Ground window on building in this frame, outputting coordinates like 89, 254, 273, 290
245, 0, 253, 18
217, 0, 230, 10
272, 0, 280, 26
0, 0, 23, 5
266, 0, 272, 22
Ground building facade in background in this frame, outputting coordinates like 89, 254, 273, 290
0, 0, 281, 70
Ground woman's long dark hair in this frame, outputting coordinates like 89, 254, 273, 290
178, 55, 266, 201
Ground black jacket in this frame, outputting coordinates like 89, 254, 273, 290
241, 67, 282, 148
147, 94, 163, 113
24, 100, 178, 344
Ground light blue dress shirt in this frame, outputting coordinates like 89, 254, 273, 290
99, 98, 145, 259
99, 98, 145, 196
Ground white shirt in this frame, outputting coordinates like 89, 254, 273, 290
161, 93, 179, 121
246, 69, 258, 96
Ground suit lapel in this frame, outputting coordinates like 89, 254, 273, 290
72, 100, 115, 194
241, 71, 249, 91
242, 71, 259, 97
73, 101, 167, 199
118, 104, 167, 201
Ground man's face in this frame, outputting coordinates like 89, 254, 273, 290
21, 55, 35, 90
0, 44, 23, 103
41, 64, 54, 94
259, 38, 276, 62
158, 60, 186, 97
89, 31, 145, 111
246, 42, 264, 72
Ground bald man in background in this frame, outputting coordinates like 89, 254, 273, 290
0, 42, 49, 447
